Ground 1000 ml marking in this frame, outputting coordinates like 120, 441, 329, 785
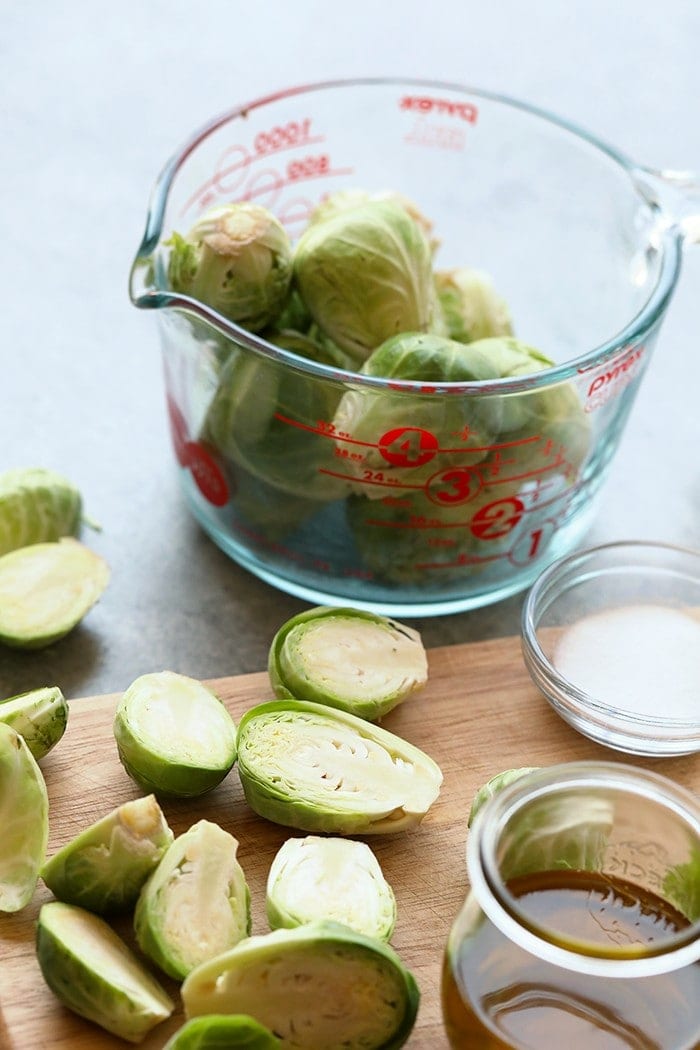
180, 118, 353, 227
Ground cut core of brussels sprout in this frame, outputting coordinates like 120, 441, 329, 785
0, 538, 109, 649
40, 794, 174, 914
236, 699, 442, 835
0, 685, 68, 761
163, 1014, 281, 1049
0, 722, 49, 912
269, 606, 428, 720
135, 820, 251, 980
182, 922, 419, 1050
36, 900, 174, 1043
266, 836, 396, 941
113, 671, 237, 797
0, 466, 82, 557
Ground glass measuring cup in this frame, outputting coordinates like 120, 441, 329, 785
129, 78, 699, 616
442, 762, 700, 1049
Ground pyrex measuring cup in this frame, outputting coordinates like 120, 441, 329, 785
129, 78, 699, 616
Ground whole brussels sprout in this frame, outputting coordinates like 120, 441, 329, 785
309, 188, 438, 251
167, 202, 293, 331
293, 199, 436, 363
0, 467, 83, 557
434, 268, 514, 343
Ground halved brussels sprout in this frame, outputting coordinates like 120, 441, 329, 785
113, 671, 237, 797
236, 699, 443, 835
434, 268, 514, 343
181, 921, 419, 1050
134, 820, 251, 981
163, 1014, 281, 1049
0, 467, 83, 556
293, 199, 435, 364
36, 900, 174, 1043
0, 722, 49, 912
40, 794, 174, 914
266, 836, 396, 941
0, 685, 68, 761
0, 538, 110, 649
468, 767, 541, 828
167, 202, 293, 331
268, 606, 427, 720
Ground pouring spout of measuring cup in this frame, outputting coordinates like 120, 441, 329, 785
632, 165, 700, 246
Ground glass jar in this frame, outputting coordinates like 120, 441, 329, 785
441, 762, 700, 1049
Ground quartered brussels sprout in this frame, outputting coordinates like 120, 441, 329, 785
266, 836, 396, 942
236, 699, 443, 835
0, 467, 83, 556
134, 820, 251, 981
181, 921, 420, 1050
293, 199, 435, 364
0, 685, 68, 761
167, 202, 293, 331
164, 1014, 281, 1050
40, 794, 174, 914
36, 900, 174, 1043
468, 767, 541, 828
0, 538, 109, 649
113, 671, 237, 797
0, 722, 48, 912
434, 268, 514, 343
268, 606, 427, 720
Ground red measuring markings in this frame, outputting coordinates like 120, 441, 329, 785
378, 427, 440, 467
469, 497, 525, 540
166, 395, 190, 467
425, 467, 483, 506
185, 442, 229, 507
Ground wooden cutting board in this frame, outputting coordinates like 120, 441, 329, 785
2, 634, 699, 1050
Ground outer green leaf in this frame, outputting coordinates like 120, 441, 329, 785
0, 685, 68, 761
0, 467, 82, 557
163, 1015, 281, 1049
0, 722, 49, 911
40, 794, 174, 914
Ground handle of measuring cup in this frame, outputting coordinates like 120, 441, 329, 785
633, 165, 700, 245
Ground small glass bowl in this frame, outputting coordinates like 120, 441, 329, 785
521, 540, 700, 756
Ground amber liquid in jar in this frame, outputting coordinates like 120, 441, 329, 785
442, 870, 700, 1050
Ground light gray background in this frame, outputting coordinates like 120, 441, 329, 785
2, 2, 699, 699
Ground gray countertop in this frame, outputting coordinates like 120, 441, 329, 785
2, 1, 699, 701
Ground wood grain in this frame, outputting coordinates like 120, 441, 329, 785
1, 635, 698, 1049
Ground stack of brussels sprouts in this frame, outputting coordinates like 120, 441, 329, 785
165, 192, 589, 581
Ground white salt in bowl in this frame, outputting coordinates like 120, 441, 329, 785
521, 540, 700, 756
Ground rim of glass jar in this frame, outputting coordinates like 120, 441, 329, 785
521, 539, 700, 738
466, 761, 700, 978
130, 76, 683, 397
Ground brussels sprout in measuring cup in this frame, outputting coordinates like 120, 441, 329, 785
163, 1014, 281, 1050
434, 267, 514, 343
0, 722, 48, 912
0, 538, 109, 649
266, 835, 397, 942
36, 900, 174, 1043
0, 467, 84, 556
236, 699, 443, 835
181, 921, 420, 1050
268, 606, 428, 720
40, 795, 174, 914
0, 685, 68, 761
134, 820, 251, 981
167, 201, 293, 331
113, 671, 237, 797
293, 199, 436, 365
